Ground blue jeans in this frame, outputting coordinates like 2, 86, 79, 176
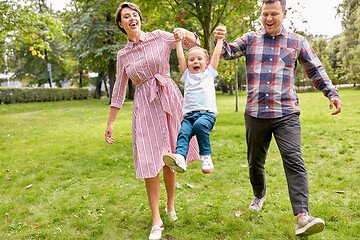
175, 112, 216, 158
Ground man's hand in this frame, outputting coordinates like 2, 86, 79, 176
214, 26, 227, 40
330, 98, 342, 115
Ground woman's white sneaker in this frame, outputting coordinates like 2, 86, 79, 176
148, 225, 164, 240
165, 207, 178, 221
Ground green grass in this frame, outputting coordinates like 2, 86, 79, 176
0, 88, 359, 239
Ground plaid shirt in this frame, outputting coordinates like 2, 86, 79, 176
222, 27, 339, 119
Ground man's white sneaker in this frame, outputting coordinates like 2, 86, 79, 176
148, 225, 164, 240
295, 213, 325, 236
249, 196, 266, 211
163, 153, 186, 173
200, 155, 214, 174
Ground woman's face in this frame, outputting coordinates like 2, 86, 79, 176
119, 7, 141, 35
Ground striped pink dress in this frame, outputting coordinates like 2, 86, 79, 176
111, 30, 200, 179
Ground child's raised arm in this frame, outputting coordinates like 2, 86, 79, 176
210, 37, 224, 70
173, 29, 187, 74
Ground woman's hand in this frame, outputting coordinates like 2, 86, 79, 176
105, 125, 115, 144
173, 27, 197, 44
173, 28, 185, 42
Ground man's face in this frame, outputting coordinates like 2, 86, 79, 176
261, 1, 287, 36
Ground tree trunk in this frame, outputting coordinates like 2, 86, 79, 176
221, 83, 228, 94
104, 79, 109, 97
235, 60, 238, 112
229, 80, 233, 95
199, 2, 212, 53
94, 71, 104, 99
44, 49, 52, 88
79, 70, 83, 87
108, 59, 116, 103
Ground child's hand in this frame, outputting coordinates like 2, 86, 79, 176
214, 26, 226, 40
173, 28, 185, 42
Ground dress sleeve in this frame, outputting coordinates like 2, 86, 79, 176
157, 30, 200, 50
111, 51, 129, 109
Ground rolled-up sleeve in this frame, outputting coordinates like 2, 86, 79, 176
221, 33, 249, 60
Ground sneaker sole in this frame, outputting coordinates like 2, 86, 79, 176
163, 154, 186, 173
201, 166, 214, 174
295, 219, 325, 236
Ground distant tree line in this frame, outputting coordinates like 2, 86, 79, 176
0, 0, 358, 102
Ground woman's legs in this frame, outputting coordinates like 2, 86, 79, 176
163, 165, 176, 212
145, 175, 163, 227
144, 166, 176, 226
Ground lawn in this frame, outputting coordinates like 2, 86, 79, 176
0, 88, 359, 239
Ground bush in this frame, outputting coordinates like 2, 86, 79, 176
0, 87, 90, 104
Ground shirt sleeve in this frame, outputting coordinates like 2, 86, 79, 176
207, 64, 218, 78
110, 51, 129, 109
221, 32, 250, 60
298, 36, 340, 99
180, 68, 189, 83
157, 29, 200, 50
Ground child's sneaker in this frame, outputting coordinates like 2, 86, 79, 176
295, 213, 325, 236
200, 155, 214, 174
163, 153, 186, 173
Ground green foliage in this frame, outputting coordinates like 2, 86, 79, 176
2, 0, 71, 87
141, 0, 260, 52
335, 0, 360, 86
0, 87, 89, 104
0, 89, 359, 239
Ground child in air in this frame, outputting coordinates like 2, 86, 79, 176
163, 28, 224, 174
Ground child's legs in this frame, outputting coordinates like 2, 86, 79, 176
192, 113, 216, 155
175, 117, 194, 158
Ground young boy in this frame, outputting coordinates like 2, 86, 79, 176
163, 29, 224, 174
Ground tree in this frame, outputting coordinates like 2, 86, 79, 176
141, 0, 259, 53
64, 0, 127, 100
2, 0, 69, 87
336, 0, 360, 86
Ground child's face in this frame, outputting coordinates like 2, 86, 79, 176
187, 49, 209, 74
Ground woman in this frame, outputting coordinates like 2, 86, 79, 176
105, 2, 199, 240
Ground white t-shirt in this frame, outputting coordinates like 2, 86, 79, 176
181, 65, 218, 116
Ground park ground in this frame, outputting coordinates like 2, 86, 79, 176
0, 88, 359, 239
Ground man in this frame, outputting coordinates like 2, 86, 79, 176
214, 0, 342, 236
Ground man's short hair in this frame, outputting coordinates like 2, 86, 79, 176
262, 0, 286, 11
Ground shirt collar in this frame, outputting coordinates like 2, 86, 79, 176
126, 31, 146, 48
261, 26, 288, 37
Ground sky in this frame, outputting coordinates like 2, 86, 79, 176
48, 0, 343, 38
285, 0, 343, 37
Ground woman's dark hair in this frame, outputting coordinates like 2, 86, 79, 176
262, 0, 286, 11
115, 2, 143, 35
